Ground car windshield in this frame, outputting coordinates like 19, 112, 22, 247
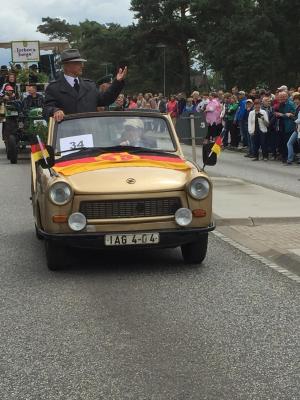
54, 115, 176, 155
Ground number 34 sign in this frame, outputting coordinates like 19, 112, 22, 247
60, 134, 94, 154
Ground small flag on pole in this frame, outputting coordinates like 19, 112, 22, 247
31, 138, 49, 162
31, 144, 49, 162
210, 135, 223, 156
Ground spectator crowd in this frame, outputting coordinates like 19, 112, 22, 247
104, 86, 300, 166
1, 64, 300, 165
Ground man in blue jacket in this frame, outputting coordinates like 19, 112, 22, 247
235, 91, 248, 148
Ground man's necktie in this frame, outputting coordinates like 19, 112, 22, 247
74, 78, 80, 93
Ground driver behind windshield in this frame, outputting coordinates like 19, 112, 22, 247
120, 119, 156, 148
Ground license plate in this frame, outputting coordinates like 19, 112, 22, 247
105, 233, 160, 246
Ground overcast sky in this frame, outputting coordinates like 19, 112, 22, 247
0, 0, 134, 65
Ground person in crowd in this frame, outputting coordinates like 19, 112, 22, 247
0, 72, 18, 99
243, 99, 255, 157
29, 65, 39, 84
277, 85, 288, 93
127, 95, 138, 109
288, 87, 296, 99
286, 93, 300, 165
143, 93, 153, 109
204, 92, 222, 140
191, 91, 200, 109
248, 99, 269, 161
22, 84, 44, 114
275, 91, 296, 163
226, 95, 241, 148
109, 93, 125, 111
43, 48, 126, 121
166, 94, 178, 126
261, 96, 277, 160
196, 93, 209, 112
0, 65, 8, 88
231, 86, 239, 97
183, 97, 194, 113
157, 93, 167, 113
177, 93, 186, 116
136, 93, 146, 109
248, 88, 257, 101
220, 93, 231, 146
235, 91, 248, 148
218, 90, 224, 104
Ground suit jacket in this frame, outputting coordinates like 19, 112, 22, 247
43, 73, 124, 118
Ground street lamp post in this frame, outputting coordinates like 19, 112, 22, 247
100, 62, 112, 76
156, 44, 166, 97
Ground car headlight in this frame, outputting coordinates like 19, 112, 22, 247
49, 182, 72, 205
188, 177, 210, 200
68, 212, 87, 231
175, 208, 193, 227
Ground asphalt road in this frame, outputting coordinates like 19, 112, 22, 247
0, 146, 299, 400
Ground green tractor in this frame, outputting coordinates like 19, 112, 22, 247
3, 103, 47, 164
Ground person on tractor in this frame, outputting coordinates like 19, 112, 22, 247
0, 72, 19, 99
22, 84, 44, 115
0, 85, 21, 144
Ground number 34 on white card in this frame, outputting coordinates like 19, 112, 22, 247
59, 134, 94, 154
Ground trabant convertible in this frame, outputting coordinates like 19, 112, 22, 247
31, 111, 216, 270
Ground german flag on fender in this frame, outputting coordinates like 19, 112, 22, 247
53, 152, 191, 176
31, 143, 49, 162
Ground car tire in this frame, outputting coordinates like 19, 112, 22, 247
4, 141, 10, 159
181, 233, 208, 265
45, 240, 68, 271
35, 224, 44, 240
8, 134, 18, 164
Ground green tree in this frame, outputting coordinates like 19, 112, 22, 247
130, 0, 196, 93
37, 17, 80, 44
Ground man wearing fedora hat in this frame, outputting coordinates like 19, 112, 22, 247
43, 48, 127, 121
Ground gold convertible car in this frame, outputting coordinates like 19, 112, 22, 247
31, 111, 216, 270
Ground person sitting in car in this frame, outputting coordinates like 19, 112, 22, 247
120, 119, 156, 148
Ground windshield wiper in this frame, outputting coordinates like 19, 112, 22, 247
55, 145, 175, 158
100, 145, 175, 156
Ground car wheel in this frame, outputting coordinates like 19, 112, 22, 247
8, 134, 18, 164
4, 141, 10, 159
45, 240, 68, 271
35, 224, 44, 240
181, 233, 208, 265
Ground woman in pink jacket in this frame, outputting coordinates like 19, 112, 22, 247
204, 92, 222, 140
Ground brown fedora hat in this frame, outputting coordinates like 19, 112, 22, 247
60, 48, 87, 63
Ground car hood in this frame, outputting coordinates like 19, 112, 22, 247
63, 165, 195, 194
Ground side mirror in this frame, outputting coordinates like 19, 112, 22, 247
39, 145, 55, 169
202, 142, 217, 166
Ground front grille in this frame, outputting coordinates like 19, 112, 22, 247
79, 198, 182, 219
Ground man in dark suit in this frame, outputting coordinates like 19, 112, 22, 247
43, 48, 127, 121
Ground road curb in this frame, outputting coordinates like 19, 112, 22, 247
214, 216, 300, 226
213, 230, 300, 284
